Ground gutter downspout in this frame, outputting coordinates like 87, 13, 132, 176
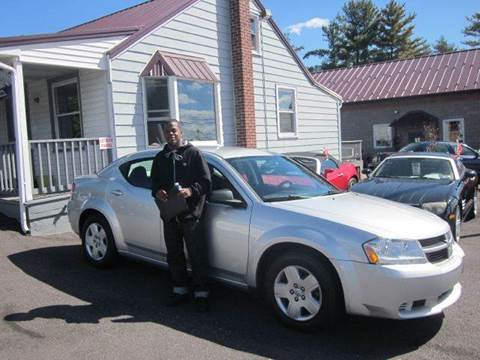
259, 16, 269, 151
337, 100, 343, 161
0, 59, 30, 233
105, 54, 118, 160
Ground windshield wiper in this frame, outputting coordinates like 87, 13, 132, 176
264, 194, 310, 202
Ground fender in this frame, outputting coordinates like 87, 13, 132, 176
80, 196, 127, 250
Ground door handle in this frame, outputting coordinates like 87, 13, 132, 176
111, 190, 124, 196
339, 173, 344, 176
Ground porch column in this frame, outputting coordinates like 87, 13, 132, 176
11, 58, 33, 203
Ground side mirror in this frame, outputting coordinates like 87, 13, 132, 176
362, 168, 372, 176
209, 189, 245, 208
465, 169, 477, 179
323, 168, 334, 176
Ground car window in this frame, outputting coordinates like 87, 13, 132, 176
227, 156, 337, 202
374, 158, 454, 181
292, 157, 318, 173
120, 158, 153, 189
430, 143, 452, 153
400, 143, 425, 152
208, 165, 243, 202
454, 144, 477, 156
321, 159, 338, 172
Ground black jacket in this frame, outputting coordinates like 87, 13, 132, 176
151, 143, 211, 219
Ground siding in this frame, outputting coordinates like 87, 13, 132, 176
251, 1, 340, 156
110, 0, 235, 157
79, 69, 110, 137
26, 79, 51, 140
0, 37, 126, 70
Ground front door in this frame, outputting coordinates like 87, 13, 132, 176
203, 162, 251, 284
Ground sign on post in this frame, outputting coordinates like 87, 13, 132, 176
99, 137, 113, 150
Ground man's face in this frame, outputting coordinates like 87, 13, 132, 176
164, 122, 182, 148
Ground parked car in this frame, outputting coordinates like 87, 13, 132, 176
286, 152, 359, 190
68, 147, 464, 331
400, 141, 480, 175
354, 153, 477, 242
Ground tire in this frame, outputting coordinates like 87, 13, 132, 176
347, 177, 358, 190
466, 190, 477, 221
81, 214, 118, 267
452, 206, 462, 242
264, 251, 343, 331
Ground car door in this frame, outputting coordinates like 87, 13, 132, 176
203, 159, 252, 284
458, 145, 480, 175
106, 157, 166, 259
322, 158, 348, 190
455, 159, 476, 217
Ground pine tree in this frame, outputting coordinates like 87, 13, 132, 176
375, 1, 429, 60
433, 36, 458, 54
463, 12, 480, 47
338, 0, 380, 66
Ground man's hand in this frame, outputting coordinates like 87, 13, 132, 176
155, 189, 168, 202
178, 187, 192, 199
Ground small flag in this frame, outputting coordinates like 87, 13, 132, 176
456, 140, 463, 156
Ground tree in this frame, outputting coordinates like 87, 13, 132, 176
375, 1, 430, 61
463, 12, 480, 47
433, 36, 458, 54
338, 0, 380, 66
304, 19, 346, 70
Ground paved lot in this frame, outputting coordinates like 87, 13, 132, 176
0, 214, 479, 360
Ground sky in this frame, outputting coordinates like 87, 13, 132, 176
0, 0, 478, 67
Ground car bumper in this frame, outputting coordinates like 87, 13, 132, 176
334, 243, 464, 319
67, 200, 81, 235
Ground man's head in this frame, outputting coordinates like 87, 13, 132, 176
163, 120, 182, 149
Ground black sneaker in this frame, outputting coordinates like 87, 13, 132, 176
166, 293, 190, 307
195, 297, 209, 313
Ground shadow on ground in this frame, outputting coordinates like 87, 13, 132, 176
4, 245, 443, 359
0, 214, 21, 232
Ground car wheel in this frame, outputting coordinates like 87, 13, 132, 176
347, 177, 358, 190
452, 206, 462, 242
81, 214, 118, 267
264, 251, 343, 331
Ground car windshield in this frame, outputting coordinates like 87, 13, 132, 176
373, 157, 454, 181
227, 155, 338, 202
400, 142, 453, 154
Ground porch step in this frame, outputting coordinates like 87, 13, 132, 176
25, 193, 72, 236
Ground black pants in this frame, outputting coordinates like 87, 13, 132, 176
163, 217, 209, 294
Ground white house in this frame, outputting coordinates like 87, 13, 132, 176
0, 0, 342, 234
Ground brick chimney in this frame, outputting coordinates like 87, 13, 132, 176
230, 0, 256, 148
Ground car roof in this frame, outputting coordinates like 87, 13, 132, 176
285, 151, 338, 161
388, 152, 455, 160
121, 145, 276, 162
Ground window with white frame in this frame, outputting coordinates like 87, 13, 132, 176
276, 86, 297, 137
144, 77, 219, 146
373, 124, 393, 148
250, 16, 260, 53
51, 78, 82, 138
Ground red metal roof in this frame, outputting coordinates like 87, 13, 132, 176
141, 51, 218, 82
313, 48, 480, 103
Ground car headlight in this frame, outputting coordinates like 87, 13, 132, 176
421, 201, 447, 215
363, 238, 427, 265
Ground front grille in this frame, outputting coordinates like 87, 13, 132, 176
426, 248, 450, 263
418, 234, 452, 263
419, 235, 445, 248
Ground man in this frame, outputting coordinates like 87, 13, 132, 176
151, 120, 212, 312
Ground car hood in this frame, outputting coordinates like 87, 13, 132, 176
352, 178, 455, 205
268, 192, 449, 240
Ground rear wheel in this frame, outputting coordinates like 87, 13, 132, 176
81, 214, 118, 267
347, 177, 358, 190
466, 190, 477, 221
264, 251, 343, 331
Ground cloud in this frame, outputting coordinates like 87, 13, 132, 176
179, 93, 197, 105
286, 17, 329, 35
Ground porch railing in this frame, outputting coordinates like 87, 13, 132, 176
30, 138, 113, 195
0, 143, 17, 196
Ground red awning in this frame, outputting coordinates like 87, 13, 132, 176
140, 51, 218, 82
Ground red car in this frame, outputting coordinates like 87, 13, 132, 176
287, 152, 359, 190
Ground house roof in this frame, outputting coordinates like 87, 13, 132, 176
0, 0, 199, 55
141, 51, 219, 82
312, 48, 480, 103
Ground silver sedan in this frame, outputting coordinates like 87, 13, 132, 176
68, 147, 464, 331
